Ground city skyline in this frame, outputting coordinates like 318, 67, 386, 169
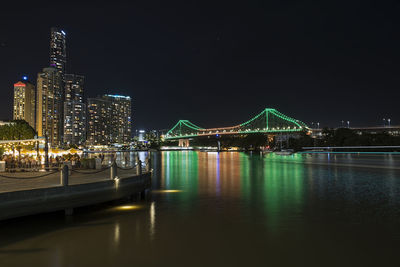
1, 2, 399, 130
1, 4, 400, 266
9, 25, 133, 147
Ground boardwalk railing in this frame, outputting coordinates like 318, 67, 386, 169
2, 157, 151, 172
0, 159, 152, 187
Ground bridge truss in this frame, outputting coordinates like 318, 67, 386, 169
164, 108, 309, 140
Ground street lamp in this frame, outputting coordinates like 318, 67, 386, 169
347, 121, 350, 128
317, 122, 320, 129
388, 118, 391, 127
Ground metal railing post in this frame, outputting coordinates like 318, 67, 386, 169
110, 161, 117, 180
137, 160, 142, 175
145, 156, 151, 172
60, 164, 69, 186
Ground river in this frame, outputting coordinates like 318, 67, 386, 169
0, 151, 399, 266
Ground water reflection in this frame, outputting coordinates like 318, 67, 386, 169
1, 151, 400, 266
149, 202, 155, 240
113, 205, 144, 211
113, 223, 120, 247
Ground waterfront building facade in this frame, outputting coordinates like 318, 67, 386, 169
36, 67, 63, 147
87, 98, 111, 145
63, 74, 86, 146
102, 94, 132, 145
64, 101, 86, 146
13, 79, 36, 129
87, 94, 132, 146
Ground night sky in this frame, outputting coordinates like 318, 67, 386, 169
1, 1, 399, 130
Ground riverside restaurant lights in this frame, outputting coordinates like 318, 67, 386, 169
0, 138, 83, 162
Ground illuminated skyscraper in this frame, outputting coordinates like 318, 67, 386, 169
13, 77, 35, 129
87, 98, 111, 145
64, 74, 84, 102
87, 94, 132, 146
102, 94, 132, 145
36, 67, 63, 147
50, 27, 66, 77
63, 74, 86, 146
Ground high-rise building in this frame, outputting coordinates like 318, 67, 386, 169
50, 27, 66, 77
64, 74, 84, 102
13, 77, 36, 129
64, 101, 86, 146
36, 67, 63, 147
102, 94, 132, 144
87, 98, 111, 145
86, 94, 132, 146
63, 74, 86, 146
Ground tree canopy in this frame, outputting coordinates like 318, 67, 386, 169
0, 120, 36, 141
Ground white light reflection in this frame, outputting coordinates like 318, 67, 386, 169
114, 223, 120, 246
150, 202, 156, 240
216, 152, 221, 196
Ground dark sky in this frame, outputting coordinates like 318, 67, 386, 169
1, 1, 399, 130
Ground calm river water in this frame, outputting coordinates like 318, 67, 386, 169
1, 151, 400, 267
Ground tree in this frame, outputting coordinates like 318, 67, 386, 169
0, 120, 36, 161
287, 130, 314, 151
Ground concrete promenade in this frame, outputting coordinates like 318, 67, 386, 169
0, 166, 151, 221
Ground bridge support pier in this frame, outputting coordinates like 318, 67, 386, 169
178, 139, 190, 147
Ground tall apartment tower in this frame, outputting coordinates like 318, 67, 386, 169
65, 74, 84, 102
13, 78, 36, 129
50, 27, 66, 77
86, 94, 132, 146
102, 94, 132, 144
87, 97, 111, 145
36, 67, 63, 147
63, 74, 86, 146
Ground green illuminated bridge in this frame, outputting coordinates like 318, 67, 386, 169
164, 108, 309, 140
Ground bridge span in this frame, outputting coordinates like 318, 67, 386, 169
164, 108, 309, 144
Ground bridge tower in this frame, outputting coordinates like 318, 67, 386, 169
178, 139, 190, 147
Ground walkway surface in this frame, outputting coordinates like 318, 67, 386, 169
0, 167, 140, 193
